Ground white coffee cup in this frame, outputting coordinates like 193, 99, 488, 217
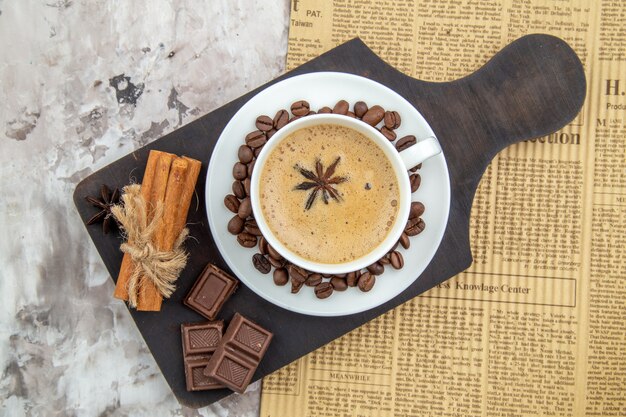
250, 114, 441, 274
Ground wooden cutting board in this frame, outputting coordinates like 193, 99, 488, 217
73, 34, 586, 408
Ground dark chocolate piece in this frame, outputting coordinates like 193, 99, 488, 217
203, 313, 273, 393
181, 321, 223, 357
209, 350, 256, 393
181, 321, 225, 391
184, 356, 224, 391
184, 263, 238, 320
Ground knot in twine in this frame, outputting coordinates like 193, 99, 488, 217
111, 184, 188, 308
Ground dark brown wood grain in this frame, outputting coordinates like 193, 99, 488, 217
73, 35, 585, 408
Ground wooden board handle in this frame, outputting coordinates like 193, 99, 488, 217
364, 34, 586, 271
421, 34, 586, 177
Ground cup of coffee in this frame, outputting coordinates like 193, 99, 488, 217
250, 114, 441, 275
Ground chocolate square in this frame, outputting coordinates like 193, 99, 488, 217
225, 314, 273, 360
184, 263, 238, 320
181, 321, 223, 357
184, 357, 223, 391
205, 349, 256, 394
203, 313, 273, 393
181, 320, 226, 391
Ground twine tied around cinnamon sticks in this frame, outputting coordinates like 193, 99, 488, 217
112, 150, 202, 311
111, 184, 189, 308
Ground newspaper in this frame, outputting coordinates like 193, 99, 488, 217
260, 0, 626, 416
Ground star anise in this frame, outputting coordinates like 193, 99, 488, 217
85, 184, 120, 234
294, 157, 348, 210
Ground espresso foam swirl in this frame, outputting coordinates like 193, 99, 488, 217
259, 124, 400, 264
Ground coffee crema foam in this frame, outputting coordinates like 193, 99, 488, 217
259, 124, 400, 264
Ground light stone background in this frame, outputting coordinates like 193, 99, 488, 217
0, 1, 290, 416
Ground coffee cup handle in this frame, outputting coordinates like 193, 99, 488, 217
398, 136, 442, 170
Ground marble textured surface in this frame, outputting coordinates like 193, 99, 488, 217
0, 1, 290, 416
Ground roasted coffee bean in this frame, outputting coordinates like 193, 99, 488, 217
227, 215, 245, 234
379, 255, 391, 265
396, 135, 417, 152
307, 110, 316, 116
410, 163, 422, 172
409, 201, 425, 219
252, 253, 271, 274
291, 100, 310, 116
273, 109, 289, 129
346, 271, 361, 287
410, 173, 421, 193
238, 145, 254, 164
305, 273, 323, 287
330, 276, 348, 291
232, 162, 247, 180
273, 268, 289, 286
346, 111, 356, 118
317, 106, 332, 114
244, 219, 261, 236
267, 254, 288, 268
243, 178, 251, 196
405, 217, 426, 236
358, 272, 375, 292
245, 130, 267, 148
362, 105, 385, 126
232, 180, 246, 199
237, 232, 257, 248
354, 101, 368, 118
259, 236, 268, 255
291, 279, 304, 294
315, 282, 334, 299
267, 244, 282, 261
384, 111, 401, 129
289, 115, 302, 124
248, 135, 267, 149
255, 115, 273, 132
266, 129, 277, 140
390, 240, 400, 252
238, 197, 252, 219
253, 145, 264, 158
334, 273, 347, 279
390, 251, 404, 269
380, 126, 396, 141
224, 194, 240, 213
399, 232, 410, 249
367, 262, 385, 275
268, 256, 286, 269
247, 159, 256, 177
288, 264, 308, 285
332, 99, 349, 115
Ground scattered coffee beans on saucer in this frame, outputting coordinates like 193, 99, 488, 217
223, 100, 427, 298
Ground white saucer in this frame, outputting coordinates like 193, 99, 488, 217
205, 72, 450, 317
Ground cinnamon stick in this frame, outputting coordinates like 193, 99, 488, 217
136, 156, 202, 311
113, 150, 175, 300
